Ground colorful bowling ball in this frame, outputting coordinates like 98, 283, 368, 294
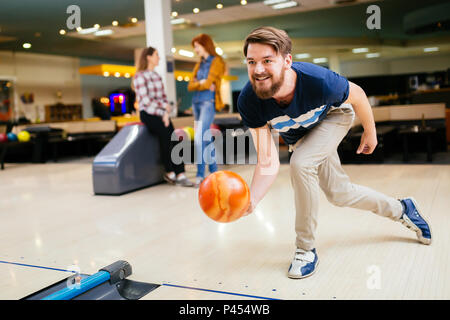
198, 170, 250, 223
183, 126, 194, 141
7, 132, 17, 142
0, 133, 7, 143
174, 128, 188, 141
17, 130, 31, 142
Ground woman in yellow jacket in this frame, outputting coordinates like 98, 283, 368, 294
188, 34, 226, 187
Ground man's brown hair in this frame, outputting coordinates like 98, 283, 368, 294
243, 26, 292, 57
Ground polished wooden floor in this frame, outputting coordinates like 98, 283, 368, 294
1, 160, 449, 300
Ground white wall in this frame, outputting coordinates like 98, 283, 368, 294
340, 54, 450, 78
0, 51, 82, 122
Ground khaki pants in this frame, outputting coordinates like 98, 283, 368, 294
289, 104, 403, 251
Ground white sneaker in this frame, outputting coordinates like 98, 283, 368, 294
163, 172, 176, 185
287, 248, 319, 279
175, 177, 194, 187
194, 177, 204, 188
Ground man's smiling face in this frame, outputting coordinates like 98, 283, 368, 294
246, 43, 289, 99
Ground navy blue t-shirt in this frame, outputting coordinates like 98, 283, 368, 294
237, 62, 349, 145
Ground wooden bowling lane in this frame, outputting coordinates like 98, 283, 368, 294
1, 161, 450, 299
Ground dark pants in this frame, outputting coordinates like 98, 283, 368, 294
140, 111, 185, 175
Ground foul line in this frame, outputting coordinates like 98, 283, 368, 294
0, 259, 75, 273
162, 283, 281, 300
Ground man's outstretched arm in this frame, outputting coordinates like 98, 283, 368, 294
345, 81, 377, 154
245, 124, 280, 215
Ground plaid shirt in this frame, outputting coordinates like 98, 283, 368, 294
133, 70, 168, 117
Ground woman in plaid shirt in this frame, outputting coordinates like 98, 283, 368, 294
134, 47, 193, 187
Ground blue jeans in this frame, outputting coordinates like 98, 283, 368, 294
193, 100, 218, 178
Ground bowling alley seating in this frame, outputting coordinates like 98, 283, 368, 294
339, 103, 447, 163
173, 112, 242, 129
0, 122, 32, 170
0, 124, 7, 169
446, 109, 450, 145
171, 113, 248, 165
11, 120, 116, 163
170, 112, 242, 129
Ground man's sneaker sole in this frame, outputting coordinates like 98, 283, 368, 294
401, 197, 432, 245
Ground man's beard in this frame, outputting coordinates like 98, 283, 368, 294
250, 70, 285, 100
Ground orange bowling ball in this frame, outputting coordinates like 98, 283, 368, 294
198, 171, 250, 223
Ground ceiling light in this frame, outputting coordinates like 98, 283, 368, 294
94, 24, 100, 29
178, 49, 194, 58
177, 76, 183, 81
216, 47, 224, 55
295, 53, 310, 59
78, 27, 98, 34
272, 1, 298, 9
95, 29, 114, 36
171, 47, 177, 53
264, 0, 287, 5
352, 48, 369, 53
184, 76, 190, 81
313, 57, 328, 64
171, 18, 186, 25
76, 27, 82, 32
423, 47, 439, 52
114, 72, 121, 77
131, 17, 138, 23
124, 73, 131, 78
112, 20, 119, 26
241, 0, 247, 5
366, 53, 380, 58
23, 43, 31, 49
59, 29, 66, 35
217, 3, 223, 9
103, 71, 110, 77
193, 8, 200, 13
171, 11, 178, 17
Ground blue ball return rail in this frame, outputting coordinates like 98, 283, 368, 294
22, 260, 159, 300
42, 270, 111, 300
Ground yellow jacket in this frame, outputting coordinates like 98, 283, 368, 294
188, 56, 226, 111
